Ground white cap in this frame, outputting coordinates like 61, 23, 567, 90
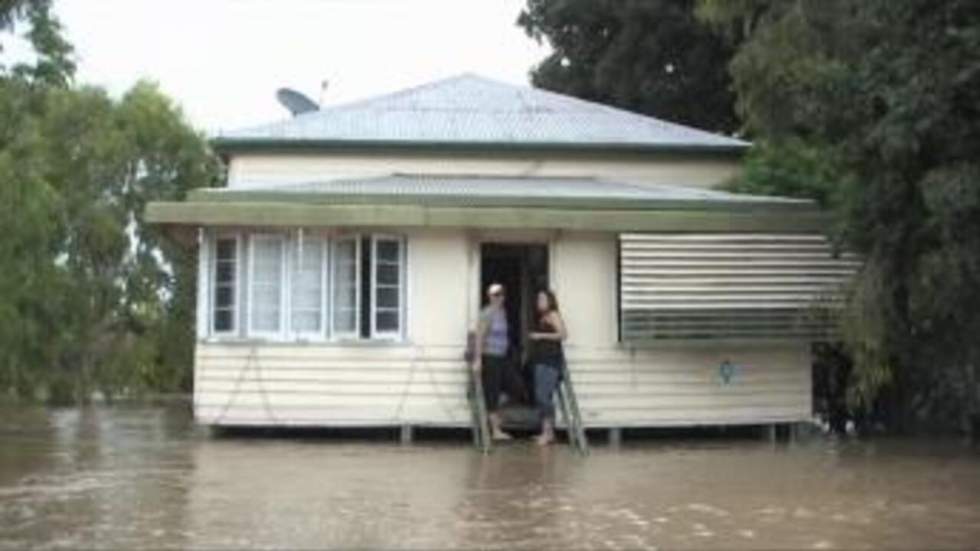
487, 283, 504, 296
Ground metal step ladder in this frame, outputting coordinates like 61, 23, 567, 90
467, 366, 492, 454
467, 362, 588, 455
558, 365, 589, 455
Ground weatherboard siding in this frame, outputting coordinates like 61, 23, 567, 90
193, 230, 812, 428
193, 343, 810, 427
225, 151, 740, 191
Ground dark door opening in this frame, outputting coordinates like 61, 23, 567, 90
479, 243, 550, 373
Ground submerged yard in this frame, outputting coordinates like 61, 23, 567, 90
1, 401, 979, 550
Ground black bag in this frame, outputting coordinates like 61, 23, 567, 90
502, 349, 531, 404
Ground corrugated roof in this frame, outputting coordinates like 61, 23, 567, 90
190, 174, 810, 211
215, 74, 749, 152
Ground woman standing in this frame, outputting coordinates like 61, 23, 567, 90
472, 283, 513, 441
528, 289, 567, 446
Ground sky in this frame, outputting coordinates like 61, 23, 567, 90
42, 0, 550, 134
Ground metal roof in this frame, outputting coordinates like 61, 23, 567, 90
215, 74, 749, 153
190, 174, 811, 212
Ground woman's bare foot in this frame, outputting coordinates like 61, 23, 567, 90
492, 430, 513, 441
535, 433, 555, 446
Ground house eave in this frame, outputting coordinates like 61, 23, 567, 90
210, 137, 750, 157
185, 188, 812, 213
146, 201, 831, 234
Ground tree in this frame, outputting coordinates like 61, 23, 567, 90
518, 0, 740, 133
0, 3, 219, 402
700, 0, 980, 431
0, 0, 74, 85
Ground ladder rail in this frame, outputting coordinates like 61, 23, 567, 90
558, 364, 589, 455
557, 384, 576, 450
468, 365, 492, 453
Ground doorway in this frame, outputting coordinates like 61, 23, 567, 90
479, 243, 550, 368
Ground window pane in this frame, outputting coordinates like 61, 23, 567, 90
291, 237, 324, 335
334, 308, 356, 333
253, 308, 281, 331
216, 262, 234, 283
296, 287, 320, 306
254, 286, 278, 305
250, 237, 283, 334
377, 263, 399, 286
375, 311, 399, 333
372, 237, 403, 336
215, 285, 234, 308
298, 270, 319, 287
377, 240, 400, 263
376, 286, 399, 309
214, 309, 233, 332
212, 238, 237, 333
216, 239, 236, 260
292, 311, 319, 333
332, 238, 358, 333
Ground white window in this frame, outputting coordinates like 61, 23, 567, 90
331, 235, 361, 338
211, 236, 239, 334
249, 234, 286, 337
371, 235, 404, 338
206, 231, 406, 342
290, 231, 326, 337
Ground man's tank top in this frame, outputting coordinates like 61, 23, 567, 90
482, 306, 509, 357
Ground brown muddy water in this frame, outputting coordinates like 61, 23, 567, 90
1, 402, 979, 550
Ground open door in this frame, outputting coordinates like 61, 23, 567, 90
478, 243, 549, 405
479, 243, 549, 362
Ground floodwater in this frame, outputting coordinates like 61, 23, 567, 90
1, 403, 979, 550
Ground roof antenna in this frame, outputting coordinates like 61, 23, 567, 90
320, 79, 330, 106
276, 87, 319, 116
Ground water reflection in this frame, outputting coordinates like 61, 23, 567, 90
1, 403, 979, 549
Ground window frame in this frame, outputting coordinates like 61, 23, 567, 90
247, 232, 288, 340
288, 229, 329, 341
203, 230, 409, 343
370, 234, 406, 340
330, 233, 362, 341
210, 233, 241, 337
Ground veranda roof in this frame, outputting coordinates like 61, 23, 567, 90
214, 74, 749, 154
147, 174, 828, 233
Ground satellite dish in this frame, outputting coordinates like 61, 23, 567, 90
276, 88, 319, 116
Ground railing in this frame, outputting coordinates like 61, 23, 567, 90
557, 364, 589, 455
466, 345, 585, 455
467, 365, 492, 453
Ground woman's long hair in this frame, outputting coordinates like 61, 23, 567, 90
537, 289, 559, 313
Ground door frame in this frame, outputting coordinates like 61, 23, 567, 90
472, 239, 551, 361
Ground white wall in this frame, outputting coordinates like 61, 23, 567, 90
226, 151, 740, 190
193, 228, 812, 428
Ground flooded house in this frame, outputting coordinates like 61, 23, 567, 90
147, 74, 856, 445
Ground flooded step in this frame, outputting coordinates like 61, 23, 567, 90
498, 404, 541, 430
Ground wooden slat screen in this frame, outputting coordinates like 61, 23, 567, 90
618, 233, 859, 341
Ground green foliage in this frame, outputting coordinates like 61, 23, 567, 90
721, 138, 846, 208
518, 0, 740, 133
700, 0, 980, 429
0, 6, 218, 402
0, 0, 74, 85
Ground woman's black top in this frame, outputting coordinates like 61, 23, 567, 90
530, 314, 564, 368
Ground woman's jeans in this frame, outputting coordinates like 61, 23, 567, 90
534, 363, 562, 423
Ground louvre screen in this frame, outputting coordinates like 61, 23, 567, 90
618, 233, 860, 341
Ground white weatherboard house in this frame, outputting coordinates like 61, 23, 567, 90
148, 74, 856, 438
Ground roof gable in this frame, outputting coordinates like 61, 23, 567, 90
216, 74, 749, 152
